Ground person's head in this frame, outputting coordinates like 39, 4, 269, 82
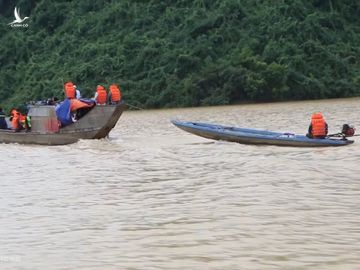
10, 108, 17, 114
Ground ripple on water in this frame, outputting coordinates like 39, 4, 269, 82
1, 99, 360, 269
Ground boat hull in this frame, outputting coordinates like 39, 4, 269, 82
0, 103, 126, 145
172, 120, 354, 147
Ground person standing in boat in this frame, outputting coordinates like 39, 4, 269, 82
0, 107, 8, 129
306, 112, 328, 139
64, 81, 76, 99
74, 84, 81, 99
93, 85, 107, 105
108, 84, 122, 104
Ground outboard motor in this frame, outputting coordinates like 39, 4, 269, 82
342, 124, 355, 137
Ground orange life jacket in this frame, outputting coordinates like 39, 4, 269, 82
311, 113, 327, 137
19, 114, 26, 126
64, 82, 76, 99
10, 109, 21, 130
96, 85, 107, 104
109, 84, 121, 102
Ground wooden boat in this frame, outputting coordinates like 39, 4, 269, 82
171, 120, 354, 147
0, 102, 126, 145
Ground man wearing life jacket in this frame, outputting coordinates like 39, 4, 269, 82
108, 84, 122, 104
64, 81, 76, 99
9, 108, 22, 132
307, 112, 328, 139
94, 85, 107, 105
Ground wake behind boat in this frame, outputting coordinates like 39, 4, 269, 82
171, 120, 354, 147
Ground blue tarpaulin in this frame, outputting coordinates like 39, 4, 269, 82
55, 98, 95, 127
55, 99, 72, 127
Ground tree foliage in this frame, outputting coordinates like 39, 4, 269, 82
0, 0, 359, 110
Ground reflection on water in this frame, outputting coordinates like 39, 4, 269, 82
1, 98, 360, 269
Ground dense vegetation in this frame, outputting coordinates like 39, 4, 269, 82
0, 0, 359, 110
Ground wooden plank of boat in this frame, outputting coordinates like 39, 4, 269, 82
171, 120, 354, 147
0, 102, 126, 145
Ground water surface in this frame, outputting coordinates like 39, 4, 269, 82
1, 98, 360, 269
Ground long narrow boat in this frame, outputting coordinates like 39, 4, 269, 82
0, 102, 126, 145
171, 120, 354, 147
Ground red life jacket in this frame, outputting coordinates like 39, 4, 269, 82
96, 85, 107, 104
109, 84, 121, 102
64, 82, 76, 99
311, 113, 327, 137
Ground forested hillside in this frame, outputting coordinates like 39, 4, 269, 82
0, 0, 359, 110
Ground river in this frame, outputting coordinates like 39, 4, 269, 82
1, 98, 360, 269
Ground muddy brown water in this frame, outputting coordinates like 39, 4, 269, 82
1, 98, 359, 269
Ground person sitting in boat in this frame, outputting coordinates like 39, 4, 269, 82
306, 112, 328, 139
0, 107, 8, 129
64, 81, 76, 99
21, 114, 31, 132
9, 108, 22, 132
9, 108, 31, 132
108, 84, 122, 104
93, 85, 107, 105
